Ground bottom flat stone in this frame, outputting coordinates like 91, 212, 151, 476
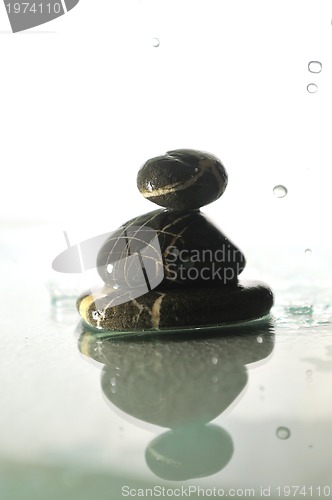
76, 280, 274, 331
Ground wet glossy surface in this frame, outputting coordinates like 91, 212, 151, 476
1, 224, 332, 499
137, 150, 228, 210
77, 281, 273, 331
96, 209, 246, 288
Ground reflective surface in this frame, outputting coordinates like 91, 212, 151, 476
78, 320, 274, 481
1, 224, 332, 500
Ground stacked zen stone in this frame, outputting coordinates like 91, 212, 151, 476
77, 149, 274, 331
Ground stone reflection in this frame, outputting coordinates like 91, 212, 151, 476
78, 320, 275, 480
145, 424, 233, 481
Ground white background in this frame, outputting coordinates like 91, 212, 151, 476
0, 0, 332, 286
1, 3, 332, 495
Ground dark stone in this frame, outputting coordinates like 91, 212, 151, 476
76, 148, 274, 332
137, 149, 228, 210
96, 209, 245, 289
77, 280, 274, 331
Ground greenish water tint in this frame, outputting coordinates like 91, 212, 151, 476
78, 320, 275, 481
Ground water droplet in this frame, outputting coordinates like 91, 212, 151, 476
92, 310, 103, 320
276, 426, 291, 440
152, 38, 160, 48
107, 264, 114, 273
113, 284, 119, 290
256, 335, 263, 343
306, 369, 313, 377
308, 61, 322, 73
304, 248, 312, 256
259, 385, 265, 391
211, 356, 218, 365
307, 83, 318, 93
273, 185, 288, 198
288, 305, 313, 316
111, 377, 117, 387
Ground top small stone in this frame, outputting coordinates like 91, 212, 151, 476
137, 149, 228, 210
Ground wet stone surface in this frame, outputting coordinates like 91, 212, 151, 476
77, 281, 274, 331
96, 209, 246, 289
77, 149, 274, 331
137, 149, 228, 210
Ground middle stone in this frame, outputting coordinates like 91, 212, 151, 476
97, 209, 246, 290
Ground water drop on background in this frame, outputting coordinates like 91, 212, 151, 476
308, 61, 322, 73
273, 185, 288, 198
152, 38, 160, 47
276, 426, 291, 440
307, 83, 318, 93
211, 356, 218, 365
305, 248, 312, 256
